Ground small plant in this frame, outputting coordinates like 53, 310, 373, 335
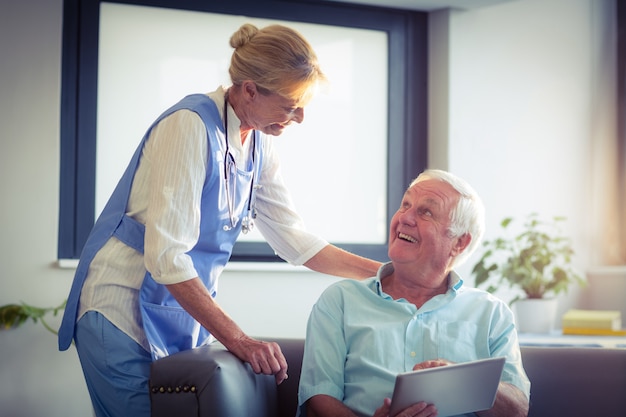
472, 213, 585, 304
0, 299, 66, 335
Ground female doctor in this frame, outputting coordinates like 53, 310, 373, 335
58, 23, 381, 417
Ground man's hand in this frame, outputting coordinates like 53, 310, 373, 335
374, 398, 438, 417
412, 358, 453, 371
307, 395, 438, 417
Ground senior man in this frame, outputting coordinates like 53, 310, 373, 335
297, 169, 530, 417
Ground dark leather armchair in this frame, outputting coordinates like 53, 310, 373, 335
149, 338, 303, 417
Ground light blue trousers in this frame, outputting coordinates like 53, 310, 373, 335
75, 311, 152, 417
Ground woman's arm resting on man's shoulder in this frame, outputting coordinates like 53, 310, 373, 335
303, 244, 382, 279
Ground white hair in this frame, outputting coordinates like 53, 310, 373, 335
410, 169, 485, 268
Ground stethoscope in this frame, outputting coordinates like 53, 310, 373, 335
223, 97, 257, 234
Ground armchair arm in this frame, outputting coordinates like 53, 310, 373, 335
149, 342, 277, 417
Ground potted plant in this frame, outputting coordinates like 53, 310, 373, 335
0, 299, 66, 335
471, 213, 585, 333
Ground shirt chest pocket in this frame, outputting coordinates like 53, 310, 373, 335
424, 321, 481, 362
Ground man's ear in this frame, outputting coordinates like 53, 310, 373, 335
452, 233, 471, 256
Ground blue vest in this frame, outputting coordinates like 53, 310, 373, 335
58, 94, 262, 359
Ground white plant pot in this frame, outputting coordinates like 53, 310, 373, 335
514, 298, 558, 334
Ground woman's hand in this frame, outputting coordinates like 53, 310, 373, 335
166, 278, 288, 384
229, 335, 289, 385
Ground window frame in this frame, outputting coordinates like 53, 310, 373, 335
58, 0, 427, 262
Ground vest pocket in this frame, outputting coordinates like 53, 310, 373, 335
140, 301, 212, 360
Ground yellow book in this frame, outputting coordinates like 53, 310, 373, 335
562, 327, 626, 336
562, 309, 622, 331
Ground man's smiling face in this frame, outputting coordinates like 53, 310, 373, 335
387, 179, 461, 271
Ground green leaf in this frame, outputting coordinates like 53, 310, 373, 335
0, 300, 67, 335
470, 213, 585, 302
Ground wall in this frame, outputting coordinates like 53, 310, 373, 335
430, 0, 618, 316
0, 0, 616, 416
0, 0, 93, 415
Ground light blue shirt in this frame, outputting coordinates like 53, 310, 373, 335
297, 262, 531, 417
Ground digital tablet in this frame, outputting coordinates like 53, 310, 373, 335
389, 357, 505, 417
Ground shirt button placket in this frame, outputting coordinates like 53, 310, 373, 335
405, 312, 421, 370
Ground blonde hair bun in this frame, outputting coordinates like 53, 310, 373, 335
228, 23, 326, 103
229, 23, 259, 49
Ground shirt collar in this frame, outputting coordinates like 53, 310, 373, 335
373, 262, 394, 298
449, 270, 464, 291
373, 262, 464, 298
